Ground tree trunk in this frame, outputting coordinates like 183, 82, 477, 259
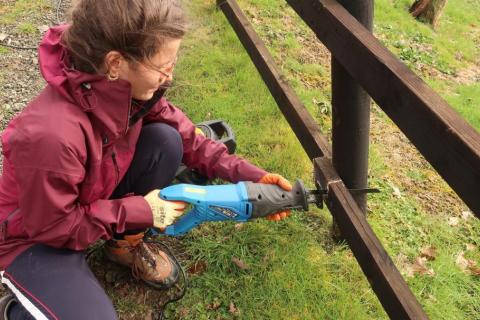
409, 0, 448, 29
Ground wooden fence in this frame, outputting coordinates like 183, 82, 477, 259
217, 0, 480, 319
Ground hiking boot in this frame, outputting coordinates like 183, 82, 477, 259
0, 294, 16, 320
104, 233, 179, 289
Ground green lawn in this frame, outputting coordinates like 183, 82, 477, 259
0, 0, 479, 319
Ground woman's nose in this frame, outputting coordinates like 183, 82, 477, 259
160, 73, 173, 85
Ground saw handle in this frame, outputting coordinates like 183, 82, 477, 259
245, 180, 309, 218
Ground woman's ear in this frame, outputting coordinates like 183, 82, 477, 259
103, 51, 124, 77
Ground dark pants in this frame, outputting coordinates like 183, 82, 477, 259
2, 123, 183, 320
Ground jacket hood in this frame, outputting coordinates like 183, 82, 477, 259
38, 24, 134, 139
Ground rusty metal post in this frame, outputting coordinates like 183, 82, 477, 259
332, 0, 373, 214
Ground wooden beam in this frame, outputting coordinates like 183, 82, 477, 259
217, 0, 429, 318
287, 0, 480, 218
314, 158, 428, 319
217, 0, 331, 159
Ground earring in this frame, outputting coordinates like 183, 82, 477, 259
107, 72, 119, 81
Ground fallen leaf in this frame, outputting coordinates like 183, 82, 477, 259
207, 298, 221, 310
229, 302, 240, 316
448, 217, 459, 226
455, 251, 477, 274
412, 257, 435, 277
187, 260, 208, 275
420, 246, 437, 261
234, 223, 244, 230
232, 257, 249, 270
455, 251, 469, 270
0, 33, 8, 42
390, 184, 401, 198
177, 308, 189, 318
470, 267, 480, 276
405, 257, 435, 277
466, 244, 477, 251
461, 211, 473, 220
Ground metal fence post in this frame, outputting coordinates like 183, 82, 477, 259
332, 0, 373, 218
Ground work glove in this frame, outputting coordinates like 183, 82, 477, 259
258, 173, 293, 221
144, 190, 187, 229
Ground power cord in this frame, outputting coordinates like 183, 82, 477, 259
144, 237, 188, 320
85, 235, 188, 320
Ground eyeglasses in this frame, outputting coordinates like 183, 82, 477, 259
147, 56, 178, 78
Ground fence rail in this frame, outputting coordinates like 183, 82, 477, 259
218, 0, 479, 318
287, 0, 480, 218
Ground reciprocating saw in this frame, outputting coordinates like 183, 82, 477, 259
155, 180, 323, 236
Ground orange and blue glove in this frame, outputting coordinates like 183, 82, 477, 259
258, 173, 293, 221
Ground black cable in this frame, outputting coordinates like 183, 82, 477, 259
85, 237, 188, 320
0, 42, 38, 50
85, 241, 105, 261
144, 237, 188, 320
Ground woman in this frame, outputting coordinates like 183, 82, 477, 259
0, 0, 291, 319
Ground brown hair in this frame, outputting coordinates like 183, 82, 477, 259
62, 0, 188, 74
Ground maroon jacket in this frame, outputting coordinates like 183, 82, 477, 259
0, 25, 266, 269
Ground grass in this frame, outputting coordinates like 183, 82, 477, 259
17, 22, 37, 35
445, 84, 480, 129
0, 0, 51, 25
0, 0, 478, 319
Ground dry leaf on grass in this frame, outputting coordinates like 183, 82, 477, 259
448, 217, 459, 226
410, 257, 435, 277
0, 33, 8, 41
234, 223, 244, 230
396, 254, 435, 278
461, 211, 473, 220
177, 308, 189, 318
232, 257, 249, 270
455, 251, 479, 276
470, 267, 480, 276
466, 244, 477, 251
456, 251, 474, 270
229, 302, 240, 316
420, 246, 437, 261
187, 260, 208, 275
389, 184, 402, 198
206, 298, 221, 310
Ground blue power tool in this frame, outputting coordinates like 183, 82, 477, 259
157, 180, 323, 236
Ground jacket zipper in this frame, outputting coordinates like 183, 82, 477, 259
111, 151, 120, 186
125, 103, 132, 134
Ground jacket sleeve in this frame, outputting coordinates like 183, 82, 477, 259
143, 98, 267, 183
8, 130, 153, 251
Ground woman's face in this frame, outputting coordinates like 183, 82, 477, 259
117, 38, 182, 101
